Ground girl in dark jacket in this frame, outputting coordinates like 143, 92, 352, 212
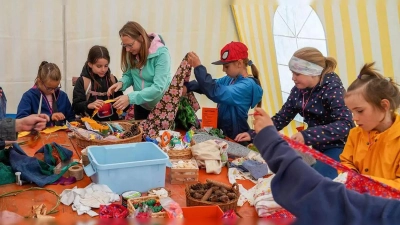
73, 45, 124, 121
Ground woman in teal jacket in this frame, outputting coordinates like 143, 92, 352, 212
108, 21, 172, 120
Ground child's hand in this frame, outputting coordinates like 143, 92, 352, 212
113, 95, 130, 110
187, 52, 201, 68
235, 132, 251, 142
88, 99, 105, 110
253, 108, 274, 133
291, 132, 305, 144
52, 112, 65, 121
107, 82, 123, 96
182, 86, 187, 96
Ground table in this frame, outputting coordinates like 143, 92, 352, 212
0, 131, 262, 223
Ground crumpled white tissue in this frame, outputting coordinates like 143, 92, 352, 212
60, 183, 120, 217
333, 172, 348, 184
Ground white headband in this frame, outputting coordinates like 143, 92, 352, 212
288, 56, 324, 76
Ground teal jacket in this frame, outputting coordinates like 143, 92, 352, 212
120, 33, 172, 110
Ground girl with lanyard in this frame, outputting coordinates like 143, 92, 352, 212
17, 61, 75, 127
73, 45, 125, 121
236, 47, 354, 179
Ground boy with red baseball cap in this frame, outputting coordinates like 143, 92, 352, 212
185, 41, 263, 141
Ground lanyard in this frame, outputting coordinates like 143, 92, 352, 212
38, 89, 57, 115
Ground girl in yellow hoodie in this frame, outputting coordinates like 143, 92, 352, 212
340, 62, 400, 190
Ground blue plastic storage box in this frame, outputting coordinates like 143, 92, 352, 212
84, 142, 171, 194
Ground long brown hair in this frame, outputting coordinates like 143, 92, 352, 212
119, 21, 151, 71
243, 58, 262, 107
293, 47, 337, 84
87, 45, 112, 90
346, 62, 400, 116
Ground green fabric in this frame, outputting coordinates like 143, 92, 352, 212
0, 149, 14, 185
0, 143, 78, 185
0, 162, 15, 185
175, 97, 199, 130
209, 128, 225, 139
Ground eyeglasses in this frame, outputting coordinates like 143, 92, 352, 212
41, 80, 61, 91
121, 40, 136, 49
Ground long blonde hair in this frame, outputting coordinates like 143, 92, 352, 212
119, 21, 151, 71
293, 47, 337, 83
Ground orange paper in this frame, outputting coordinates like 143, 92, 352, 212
201, 107, 218, 128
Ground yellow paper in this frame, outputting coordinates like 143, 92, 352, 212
40, 125, 68, 134
18, 131, 31, 138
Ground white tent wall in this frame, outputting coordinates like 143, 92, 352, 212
1, 0, 239, 115
0, 0, 64, 115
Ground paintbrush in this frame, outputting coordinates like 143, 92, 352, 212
28, 94, 43, 147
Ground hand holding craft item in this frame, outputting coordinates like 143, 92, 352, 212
92, 99, 123, 118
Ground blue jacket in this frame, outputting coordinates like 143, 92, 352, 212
254, 126, 400, 224
16, 87, 75, 126
186, 65, 263, 139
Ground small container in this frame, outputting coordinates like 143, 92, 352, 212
170, 158, 199, 184
121, 191, 141, 208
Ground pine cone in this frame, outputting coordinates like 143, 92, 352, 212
130, 123, 140, 136
191, 183, 202, 190
227, 192, 236, 200
122, 131, 133, 139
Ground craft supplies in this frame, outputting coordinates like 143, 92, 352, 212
170, 159, 199, 184
15, 172, 21, 185
148, 188, 170, 198
0, 187, 61, 215
121, 191, 142, 208
159, 197, 183, 218
160, 131, 172, 147
99, 203, 129, 218
68, 165, 84, 181
185, 180, 239, 211
127, 196, 167, 218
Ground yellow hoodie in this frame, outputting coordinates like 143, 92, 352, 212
340, 114, 400, 190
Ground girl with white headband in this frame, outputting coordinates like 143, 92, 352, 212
236, 47, 354, 179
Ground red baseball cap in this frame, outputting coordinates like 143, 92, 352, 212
212, 41, 249, 65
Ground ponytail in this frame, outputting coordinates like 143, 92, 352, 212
320, 57, 337, 84
243, 58, 262, 107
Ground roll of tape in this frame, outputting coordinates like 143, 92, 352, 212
68, 165, 84, 181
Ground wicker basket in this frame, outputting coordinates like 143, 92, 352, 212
127, 196, 167, 218
185, 179, 239, 212
74, 122, 143, 148
153, 136, 194, 160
